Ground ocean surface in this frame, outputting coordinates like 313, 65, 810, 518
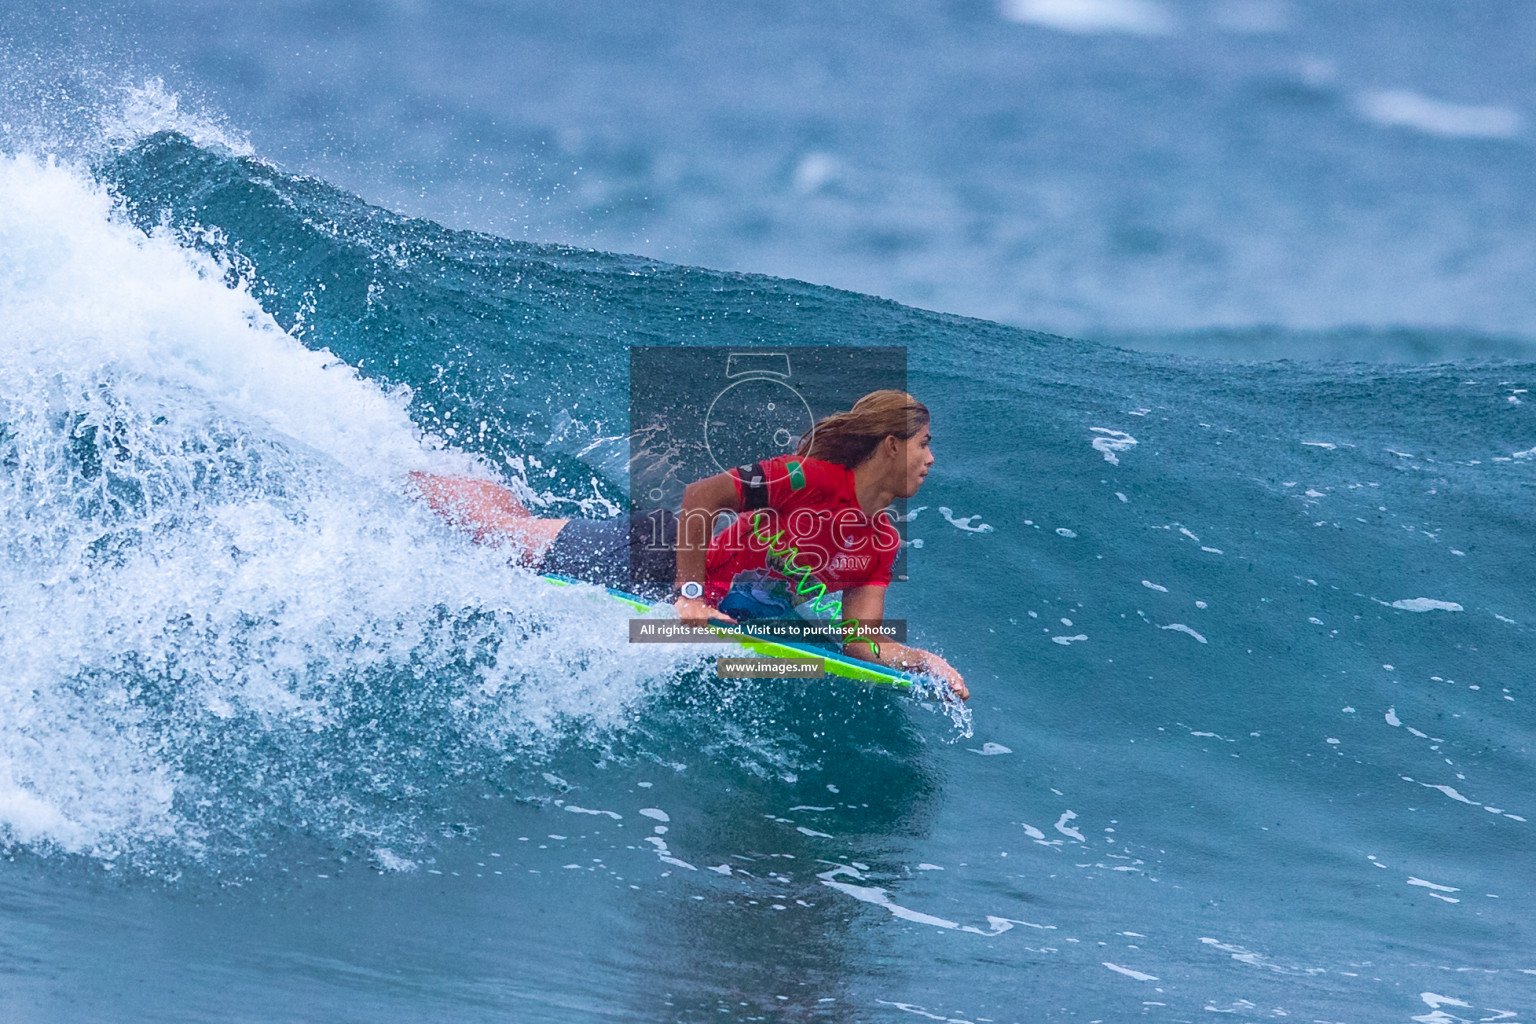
6, 0, 1536, 356
2, 3, 1535, 1023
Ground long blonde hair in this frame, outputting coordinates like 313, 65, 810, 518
796, 390, 929, 468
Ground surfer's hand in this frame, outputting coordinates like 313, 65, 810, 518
928, 656, 968, 701
675, 596, 732, 625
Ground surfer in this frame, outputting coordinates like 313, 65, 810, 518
410, 390, 967, 699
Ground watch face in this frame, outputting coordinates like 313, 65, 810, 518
680, 581, 704, 599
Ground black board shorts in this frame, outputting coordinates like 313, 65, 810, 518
540, 509, 676, 599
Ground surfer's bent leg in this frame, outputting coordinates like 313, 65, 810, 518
409, 473, 674, 595
540, 510, 674, 597
408, 472, 568, 568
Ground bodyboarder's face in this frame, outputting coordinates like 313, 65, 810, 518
898, 424, 934, 499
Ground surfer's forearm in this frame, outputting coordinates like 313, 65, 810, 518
674, 500, 709, 589
846, 640, 968, 700
674, 474, 740, 588
848, 640, 924, 672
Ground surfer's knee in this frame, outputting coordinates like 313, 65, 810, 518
410, 472, 534, 520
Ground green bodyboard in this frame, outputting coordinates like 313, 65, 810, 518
540, 574, 915, 688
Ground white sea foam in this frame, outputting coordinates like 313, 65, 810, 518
1102, 962, 1158, 981
1391, 598, 1464, 613
1197, 937, 1296, 973
564, 806, 622, 819
874, 1002, 977, 1024
1356, 90, 1523, 139
644, 836, 695, 870
1054, 811, 1085, 841
1089, 427, 1138, 465
938, 507, 994, 533
371, 847, 418, 873
1421, 783, 1477, 806
1001, 0, 1174, 36
0, 154, 702, 863
818, 865, 1047, 935
969, 743, 1012, 755
1160, 623, 1207, 643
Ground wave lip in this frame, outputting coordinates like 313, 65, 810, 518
1355, 90, 1523, 140
1000, 0, 1174, 36
104, 79, 254, 157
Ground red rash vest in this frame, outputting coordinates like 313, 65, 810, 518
703, 454, 902, 605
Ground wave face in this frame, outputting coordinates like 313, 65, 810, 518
2, 137, 1534, 1022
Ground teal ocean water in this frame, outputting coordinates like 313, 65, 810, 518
1, 131, 1531, 1023
3, 3, 1536, 1020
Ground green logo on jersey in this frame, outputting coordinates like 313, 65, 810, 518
786, 459, 806, 490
